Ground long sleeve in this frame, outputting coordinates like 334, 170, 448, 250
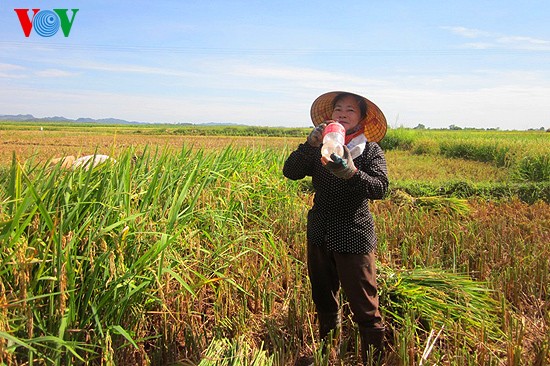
345, 143, 389, 200
282, 142, 319, 180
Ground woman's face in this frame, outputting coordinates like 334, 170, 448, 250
331, 95, 362, 132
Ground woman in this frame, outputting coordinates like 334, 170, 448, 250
283, 91, 388, 363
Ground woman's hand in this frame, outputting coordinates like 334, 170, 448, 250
322, 145, 357, 179
307, 122, 327, 147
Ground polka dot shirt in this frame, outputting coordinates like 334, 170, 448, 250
283, 141, 389, 254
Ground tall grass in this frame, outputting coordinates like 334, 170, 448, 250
513, 154, 550, 182
380, 128, 550, 184
0, 146, 310, 364
0, 145, 548, 365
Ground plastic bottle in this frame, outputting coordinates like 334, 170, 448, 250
321, 122, 345, 159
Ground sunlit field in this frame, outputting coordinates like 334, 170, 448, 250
0, 122, 548, 365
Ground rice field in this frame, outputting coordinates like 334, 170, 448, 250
0, 123, 548, 365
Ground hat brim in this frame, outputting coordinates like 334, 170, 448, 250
310, 91, 387, 143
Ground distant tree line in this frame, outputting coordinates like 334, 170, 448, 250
413, 123, 548, 132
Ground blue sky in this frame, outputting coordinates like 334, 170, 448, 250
1, 1, 549, 130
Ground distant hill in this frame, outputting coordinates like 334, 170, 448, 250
0, 114, 147, 124
0, 114, 251, 126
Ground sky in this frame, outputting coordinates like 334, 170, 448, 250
1, 1, 550, 130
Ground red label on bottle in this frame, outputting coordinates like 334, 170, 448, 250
323, 122, 345, 136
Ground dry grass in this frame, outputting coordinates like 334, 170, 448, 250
0, 129, 302, 166
386, 150, 509, 183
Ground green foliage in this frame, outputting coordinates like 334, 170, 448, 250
380, 267, 504, 346
0, 128, 548, 365
0, 121, 311, 138
512, 154, 550, 182
410, 139, 440, 155
391, 179, 550, 204
379, 128, 415, 150
380, 129, 549, 183
0, 146, 314, 364
166, 125, 310, 138
439, 140, 510, 165
198, 337, 274, 365
0, 148, 238, 363
389, 189, 471, 216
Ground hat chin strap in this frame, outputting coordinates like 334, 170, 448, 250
346, 123, 363, 135
345, 125, 364, 145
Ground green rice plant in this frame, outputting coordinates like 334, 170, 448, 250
386, 149, 510, 185
388, 181, 440, 198
390, 189, 471, 216
198, 336, 274, 365
438, 180, 477, 198
439, 140, 511, 165
379, 267, 505, 362
411, 139, 440, 155
0, 146, 238, 364
512, 153, 550, 183
391, 179, 550, 203
379, 128, 416, 151
374, 194, 549, 364
515, 181, 550, 203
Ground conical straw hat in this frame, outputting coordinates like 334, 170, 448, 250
310, 91, 387, 143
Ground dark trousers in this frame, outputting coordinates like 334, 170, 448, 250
307, 241, 383, 330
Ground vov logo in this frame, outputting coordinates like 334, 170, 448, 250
14, 9, 79, 37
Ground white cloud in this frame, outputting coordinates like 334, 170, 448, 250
442, 26, 493, 38
0, 63, 26, 78
73, 60, 199, 77
496, 35, 550, 50
377, 82, 550, 129
0, 63, 25, 72
460, 42, 493, 50
2, 48, 549, 130
0, 63, 79, 79
3, 65, 549, 130
35, 69, 79, 78
443, 26, 550, 51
